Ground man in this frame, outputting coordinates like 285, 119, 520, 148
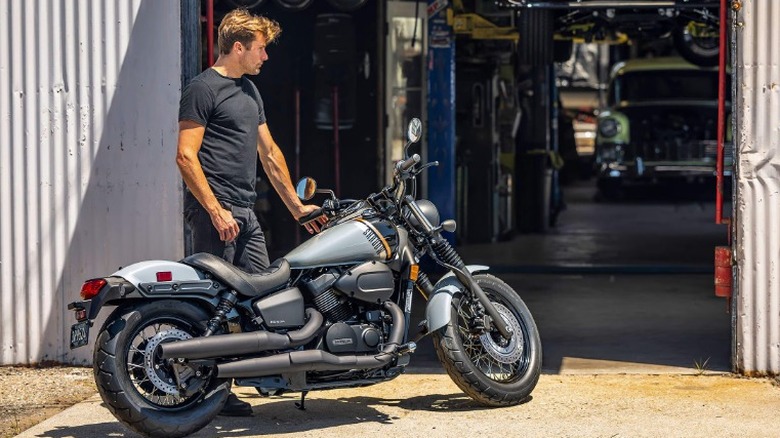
176, 9, 325, 416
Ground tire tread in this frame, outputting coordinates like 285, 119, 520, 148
432, 274, 541, 407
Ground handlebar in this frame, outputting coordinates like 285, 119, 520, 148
396, 154, 420, 172
297, 207, 325, 225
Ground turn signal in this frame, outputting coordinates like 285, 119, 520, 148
409, 264, 419, 281
80, 278, 107, 300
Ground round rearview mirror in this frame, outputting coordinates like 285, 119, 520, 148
407, 118, 422, 144
295, 177, 317, 201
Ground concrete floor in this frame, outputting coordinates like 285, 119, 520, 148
409, 180, 733, 375
15, 181, 747, 438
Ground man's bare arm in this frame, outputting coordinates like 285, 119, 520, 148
176, 120, 239, 241
257, 123, 326, 233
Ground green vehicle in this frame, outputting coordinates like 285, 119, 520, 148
594, 57, 732, 198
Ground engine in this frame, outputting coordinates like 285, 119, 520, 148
301, 269, 353, 322
301, 262, 396, 354
324, 322, 383, 354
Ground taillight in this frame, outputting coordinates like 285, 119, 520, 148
156, 271, 173, 282
80, 278, 107, 300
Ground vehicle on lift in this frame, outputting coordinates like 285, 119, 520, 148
594, 57, 731, 199
498, 0, 721, 66
67, 119, 542, 437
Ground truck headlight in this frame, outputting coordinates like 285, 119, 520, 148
599, 118, 620, 138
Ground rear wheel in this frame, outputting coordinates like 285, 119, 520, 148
93, 300, 230, 438
433, 274, 541, 406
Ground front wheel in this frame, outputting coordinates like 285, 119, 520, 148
93, 300, 230, 437
433, 274, 542, 406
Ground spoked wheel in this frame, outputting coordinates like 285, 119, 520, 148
94, 300, 230, 438
433, 274, 541, 406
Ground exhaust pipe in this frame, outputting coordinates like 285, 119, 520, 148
216, 301, 404, 379
160, 308, 323, 360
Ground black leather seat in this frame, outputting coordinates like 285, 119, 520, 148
181, 253, 290, 298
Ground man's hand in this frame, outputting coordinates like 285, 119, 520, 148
297, 204, 328, 234
210, 207, 240, 242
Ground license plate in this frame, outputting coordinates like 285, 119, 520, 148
70, 321, 90, 349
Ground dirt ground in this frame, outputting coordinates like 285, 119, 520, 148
0, 366, 94, 438
8, 368, 780, 438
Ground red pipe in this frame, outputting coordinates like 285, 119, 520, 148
715, 0, 727, 224
207, 0, 214, 67
714, 246, 732, 298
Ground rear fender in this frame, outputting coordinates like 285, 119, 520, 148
424, 265, 489, 333
69, 260, 221, 321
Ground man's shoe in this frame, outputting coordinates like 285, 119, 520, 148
220, 393, 253, 417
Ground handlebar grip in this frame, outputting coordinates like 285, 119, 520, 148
397, 154, 421, 172
297, 208, 325, 225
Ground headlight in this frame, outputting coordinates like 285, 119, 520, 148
405, 200, 440, 228
599, 118, 619, 138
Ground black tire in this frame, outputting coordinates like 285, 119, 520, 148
673, 23, 719, 67
226, 0, 266, 9
432, 274, 542, 406
93, 300, 230, 438
327, 0, 369, 12
273, 0, 314, 11
517, 9, 554, 66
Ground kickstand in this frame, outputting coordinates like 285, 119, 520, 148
295, 391, 309, 411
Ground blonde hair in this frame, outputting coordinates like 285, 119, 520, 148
218, 9, 281, 55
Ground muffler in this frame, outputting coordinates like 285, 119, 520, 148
216, 301, 404, 378
160, 308, 323, 360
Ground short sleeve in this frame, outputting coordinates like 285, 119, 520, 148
257, 92, 266, 126
179, 79, 214, 126
245, 78, 266, 126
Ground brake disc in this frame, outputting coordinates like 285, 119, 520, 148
142, 329, 192, 395
479, 302, 524, 364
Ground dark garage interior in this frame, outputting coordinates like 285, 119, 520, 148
195, 0, 732, 374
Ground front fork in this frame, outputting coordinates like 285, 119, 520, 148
454, 267, 513, 339
417, 248, 513, 340
404, 196, 513, 340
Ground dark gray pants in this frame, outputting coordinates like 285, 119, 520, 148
184, 202, 270, 273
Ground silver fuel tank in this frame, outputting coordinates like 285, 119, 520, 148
285, 218, 398, 269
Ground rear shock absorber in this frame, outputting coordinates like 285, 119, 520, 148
204, 291, 238, 337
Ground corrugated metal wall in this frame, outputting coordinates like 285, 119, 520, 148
0, 0, 184, 365
734, 0, 780, 375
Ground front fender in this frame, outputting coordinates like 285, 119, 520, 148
424, 265, 489, 333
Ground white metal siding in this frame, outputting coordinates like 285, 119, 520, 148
0, 0, 183, 365
734, 0, 780, 374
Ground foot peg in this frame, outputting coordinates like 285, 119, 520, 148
397, 341, 417, 356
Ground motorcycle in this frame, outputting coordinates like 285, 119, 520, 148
68, 118, 542, 437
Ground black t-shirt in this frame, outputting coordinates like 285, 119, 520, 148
179, 68, 266, 209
